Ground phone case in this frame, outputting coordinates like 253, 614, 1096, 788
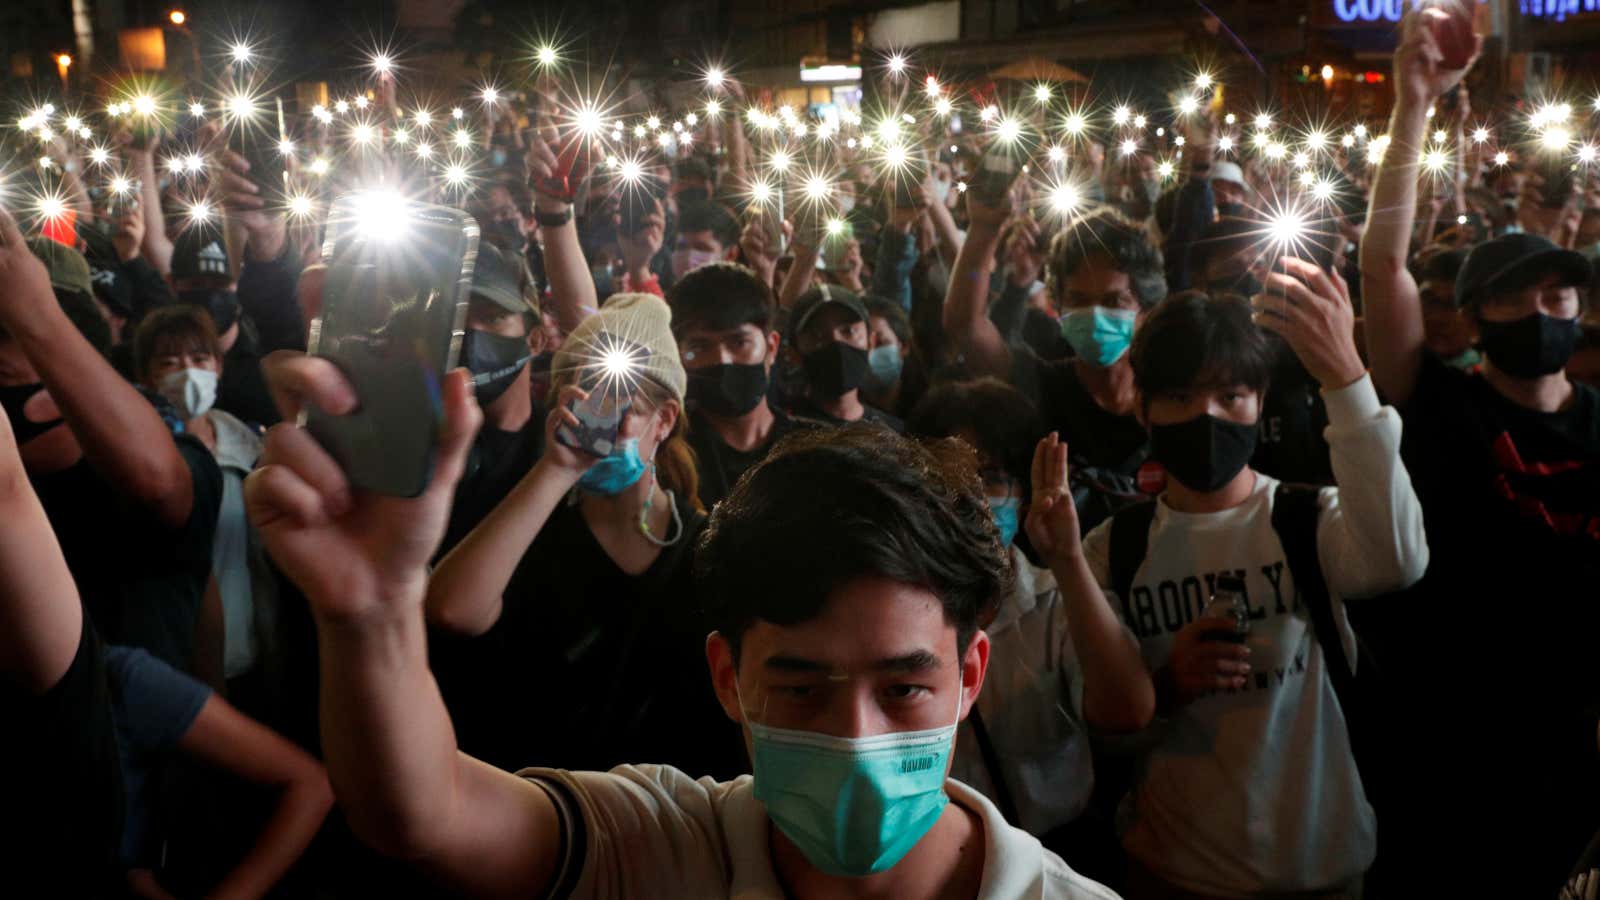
304, 196, 478, 497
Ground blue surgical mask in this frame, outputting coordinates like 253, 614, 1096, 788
988, 495, 1021, 547
577, 438, 649, 496
747, 701, 960, 877
865, 345, 903, 391
1059, 306, 1137, 368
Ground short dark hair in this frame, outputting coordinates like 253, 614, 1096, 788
907, 377, 1040, 496
1129, 291, 1274, 404
676, 199, 740, 250
697, 425, 1013, 661
133, 305, 222, 381
668, 262, 773, 335
1045, 206, 1167, 309
863, 296, 912, 348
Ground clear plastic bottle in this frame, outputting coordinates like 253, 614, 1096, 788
1200, 574, 1251, 643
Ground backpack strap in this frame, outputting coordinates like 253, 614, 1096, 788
1108, 500, 1157, 606
1269, 483, 1351, 684
966, 707, 1022, 827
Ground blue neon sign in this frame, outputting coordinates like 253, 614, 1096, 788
1521, 0, 1600, 21
1333, 0, 1415, 22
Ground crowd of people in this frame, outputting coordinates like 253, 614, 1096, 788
4, 6, 1599, 898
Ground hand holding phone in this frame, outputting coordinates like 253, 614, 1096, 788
305, 194, 478, 497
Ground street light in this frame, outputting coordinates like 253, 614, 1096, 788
55, 54, 71, 90
169, 10, 186, 25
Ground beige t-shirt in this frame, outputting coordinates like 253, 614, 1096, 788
520, 764, 1121, 899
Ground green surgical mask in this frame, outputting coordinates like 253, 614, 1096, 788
745, 693, 960, 877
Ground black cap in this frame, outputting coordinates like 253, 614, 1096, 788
469, 241, 537, 316
170, 226, 232, 283
1455, 233, 1592, 307
790, 283, 868, 337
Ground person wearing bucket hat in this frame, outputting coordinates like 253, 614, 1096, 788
426, 291, 742, 780
1363, 13, 1600, 890
438, 241, 549, 556
784, 283, 904, 431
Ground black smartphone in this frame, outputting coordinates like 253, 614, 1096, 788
306, 194, 479, 497
970, 136, 1031, 208
1537, 158, 1577, 209
619, 173, 666, 235
893, 146, 930, 209
233, 98, 287, 199
1271, 213, 1340, 278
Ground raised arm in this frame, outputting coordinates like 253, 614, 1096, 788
1026, 434, 1156, 732
777, 210, 823, 310
176, 695, 333, 900
245, 355, 560, 896
125, 135, 175, 276
941, 187, 1014, 377
426, 387, 594, 635
527, 130, 599, 332
0, 403, 82, 695
1259, 259, 1429, 597
0, 207, 193, 528
1360, 8, 1478, 407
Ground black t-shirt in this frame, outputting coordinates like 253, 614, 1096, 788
1252, 359, 1334, 486
1012, 349, 1148, 475
32, 434, 223, 672
687, 407, 813, 509
787, 395, 905, 433
437, 503, 744, 780
440, 409, 546, 557
1011, 349, 1150, 533
1379, 352, 1600, 887
4, 615, 124, 891
218, 318, 279, 428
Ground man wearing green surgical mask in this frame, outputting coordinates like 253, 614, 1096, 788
243, 351, 1126, 898
946, 204, 1164, 532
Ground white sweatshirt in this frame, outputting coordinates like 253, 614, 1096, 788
1074, 374, 1427, 895
951, 547, 1093, 836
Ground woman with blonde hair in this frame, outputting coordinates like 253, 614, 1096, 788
427, 293, 743, 778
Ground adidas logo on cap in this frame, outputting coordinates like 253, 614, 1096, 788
197, 241, 228, 275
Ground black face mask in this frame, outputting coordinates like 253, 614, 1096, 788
462, 329, 531, 407
1216, 202, 1246, 218
178, 288, 240, 335
688, 362, 769, 418
1150, 413, 1259, 493
1476, 312, 1580, 378
801, 342, 870, 398
0, 383, 65, 445
488, 218, 527, 256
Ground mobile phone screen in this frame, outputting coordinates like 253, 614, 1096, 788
234, 98, 287, 200
306, 194, 477, 496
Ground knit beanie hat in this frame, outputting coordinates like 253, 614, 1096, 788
550, 291, 687, 402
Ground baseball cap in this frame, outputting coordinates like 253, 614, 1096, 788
170, 227, 232, 282
1455, 233, 1592, 308
790, 283, 868, 337
25, 236, 93, 298
469, 242, 539, 317
1210, 161, 1247, 191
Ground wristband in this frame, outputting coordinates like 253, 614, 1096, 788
534, 206, 574, 228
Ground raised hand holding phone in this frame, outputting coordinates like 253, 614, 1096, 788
305, 193, 479, 497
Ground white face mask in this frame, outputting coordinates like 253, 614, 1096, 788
158, 367, 218, 420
